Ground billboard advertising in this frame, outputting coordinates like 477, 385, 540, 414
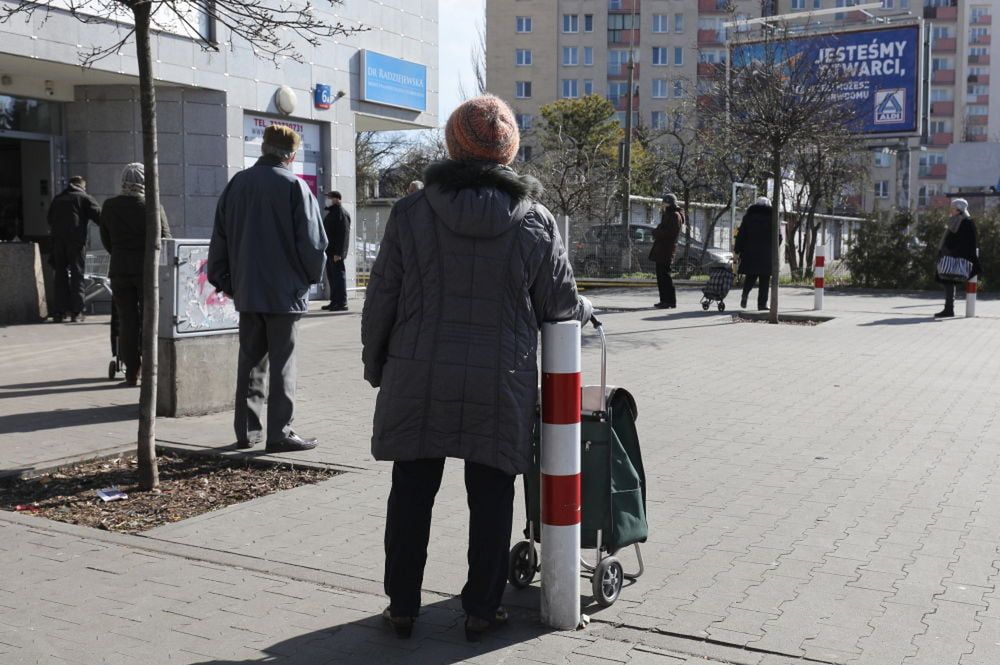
360, 50, 428, 112
730, 24, 922, 136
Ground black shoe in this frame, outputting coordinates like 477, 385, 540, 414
320, 304, 334, 311
934, 308, 955, 318
235, 436, 262, 450
70, 312, 84, 323
382, 607, 414, 639
265, 432, 318, 453
51, 314, 64, 323
329, 304, 348, 312
654, 302, 668, 309
757, 306, 768, 311
740, 295, 748, 308
464, 607, 509, 642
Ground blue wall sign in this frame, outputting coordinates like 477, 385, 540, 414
314, 84, 333, 110
730, 25, 921, 136
360, 50, 428, 112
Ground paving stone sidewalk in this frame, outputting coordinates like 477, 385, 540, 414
3, 286, 1000, 664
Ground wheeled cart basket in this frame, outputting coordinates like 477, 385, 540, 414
508, 321, 647, 607
701, 265, 734, 311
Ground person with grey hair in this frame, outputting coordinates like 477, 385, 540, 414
99, 162, 171, 385
47, 174, 101, 322
208, 124, 328, 452
406, 180, 424, 195
935, 198, 980, 318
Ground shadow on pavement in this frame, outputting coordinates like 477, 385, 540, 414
0, 403, 137, 433
0, 383, 126, 400
858, 316, 942, 327
0, 377, 111, 390
641, 309, 734, 322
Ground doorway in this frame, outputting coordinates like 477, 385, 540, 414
0, 137, 52, 242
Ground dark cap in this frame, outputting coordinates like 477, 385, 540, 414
327, 190, 342, 199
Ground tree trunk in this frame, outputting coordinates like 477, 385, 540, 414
784, 216, 800, 277
769, 147, 781, 324
681, 187, 692, 275
133, 3, 160, 491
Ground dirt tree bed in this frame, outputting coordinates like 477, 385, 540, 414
0, 453, 338, 534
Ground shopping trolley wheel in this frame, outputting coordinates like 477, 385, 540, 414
718, 302, 726, 312
508, 540, 537, 589
701, 300, 710, 311
592, 556, 623, 607
108, 360, 118, 381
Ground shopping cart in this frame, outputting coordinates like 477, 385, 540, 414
84, 252, 123, 380
508, 319, 647, 608
700, 265, 734, 311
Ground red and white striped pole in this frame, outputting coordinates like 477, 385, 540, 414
814, 245, 826, 311
966, 275, 977, 318
540, 320, 582, 630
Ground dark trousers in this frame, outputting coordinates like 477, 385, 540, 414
111, 275, 143, 379
52, 237, 86, 315
325, 255, 346, 307
385, 458, 515, 620
655, 261, 675, 306
944, 283, 956, 311
235, 313, 300, 444
741, 273, 771, 308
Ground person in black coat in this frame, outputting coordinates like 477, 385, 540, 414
936, 198, 981, 318
649, 193, 684, 309
322, 190, 351, 312
734, 197, 776, 310
47, 176, 102, 322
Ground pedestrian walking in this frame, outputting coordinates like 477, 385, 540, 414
935, 198, 980, 318
208, 125, 328, 452
321, 190, 350, 312
362, 95, 592, 642
98, 163, 171, 386
650, 193, 684, 309
47, 175, 101, 322
735, 197, 776, 311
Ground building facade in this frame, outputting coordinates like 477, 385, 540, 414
0, 0, 438, 287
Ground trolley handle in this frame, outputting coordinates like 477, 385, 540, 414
590, 315, 607, 413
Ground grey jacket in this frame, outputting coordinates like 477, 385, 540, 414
208, 156, 328, 313
361, 160, 592, 475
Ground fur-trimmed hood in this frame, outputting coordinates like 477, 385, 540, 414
422, 160, 543, 239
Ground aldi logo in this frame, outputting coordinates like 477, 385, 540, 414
874, 89, 905, 125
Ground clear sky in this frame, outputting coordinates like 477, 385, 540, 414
438, 0, 486, 124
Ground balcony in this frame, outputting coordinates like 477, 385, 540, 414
607, 63, 639, 79
968, 73, 991, 84
931, 101, 954, 116
923, 6, 957, 21
967, 115, 989, 126
698, 29, 723, 46
929, 163, 947, 178
969, 54, 991, 65
930, 132, 954, 146
973, 13, 992, 25
608, 0, 639, 12
932, 69, 956, 84
608, 29, 640, 45
968, 134, 989, 142
971, 34, 992, 46
697, 62, 722, 78
930, 195, 952, 208
698, 0, 729, 13
606, 94, 639, 112
933, 37, 956, 53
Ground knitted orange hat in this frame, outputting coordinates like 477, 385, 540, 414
445, 95, 520, 165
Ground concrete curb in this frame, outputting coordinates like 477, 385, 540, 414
0, 443, 137, 480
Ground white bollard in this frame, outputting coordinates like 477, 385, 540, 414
814, 245, 826, 311
966, 275, 977, 318
540, 320, 582, 631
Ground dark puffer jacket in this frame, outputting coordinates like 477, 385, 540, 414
734, 203, 774, 275
99, 194, 171, 277
361, 160, 592, 475
939, 215, 981, 279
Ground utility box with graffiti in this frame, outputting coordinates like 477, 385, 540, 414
157, 239, 239, 418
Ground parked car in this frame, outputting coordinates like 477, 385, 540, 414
571, 223, 733, 277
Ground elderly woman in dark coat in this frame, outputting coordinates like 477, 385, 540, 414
936, 198, 981, 318
734, 197, 775, 311
650, 193, 685, 309
362, 95, 592, 641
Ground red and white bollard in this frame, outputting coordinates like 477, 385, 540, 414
966, 275, 977, 318
814, 245, 825, 311
540, 320, 582, 630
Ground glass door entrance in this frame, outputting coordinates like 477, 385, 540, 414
0, 137, 52, 242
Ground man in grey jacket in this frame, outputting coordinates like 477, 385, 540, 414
208, 125, 328, 452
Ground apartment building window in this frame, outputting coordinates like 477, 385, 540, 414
918, 152, 944, 175
652, 47, 668, 66
516, 114, 533, 131
968, 105, 989, 115
918, 184, 940, 207
673, 80, 684, 97
515, 81, 532, 98
584, 47, 594, 66
652, 14, 668, 33
675, 13, 684, 32
608, 49, 632, 75
563, 47, 579, 66
652, 78, 669, 98
562, 79, 579, 98
971, 6, 992, 22
674, 47, 684, 66
929, 119, 951, 134
583, 79, 593, 95
609, 0, 623, 9
932, 26, 952, 40
584, 14, 594, 32
516, 16, 532, 33
970, 27, 989, 44
971, 46, 989, 56
813, 0, 822, 7
874, 181, 889, 199
930, 88, 953, 102
651, 111, 667, 130
563, 14, 579, 33
834, 0, 859, 21
608, 81, 629, 102
791, 0, 804, 9
968, 84, 988, 97
931, 57, 953, 72
515, 49, 532, 66
608, 13, 638, 42
873, 151, 892, 168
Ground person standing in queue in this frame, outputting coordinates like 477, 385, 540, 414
735, 197, 776, 311
208, 125, 328, 452
321, 190, 351, 312
48, 175, 101, 322
363, 95, 592, 642
935, 198, 981, 318
99, 163, 171, 386
650, 192, 684, 309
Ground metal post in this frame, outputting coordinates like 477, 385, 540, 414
540, 320, 582, 630
814, 245, 825, 311
966, 276, 977, 318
